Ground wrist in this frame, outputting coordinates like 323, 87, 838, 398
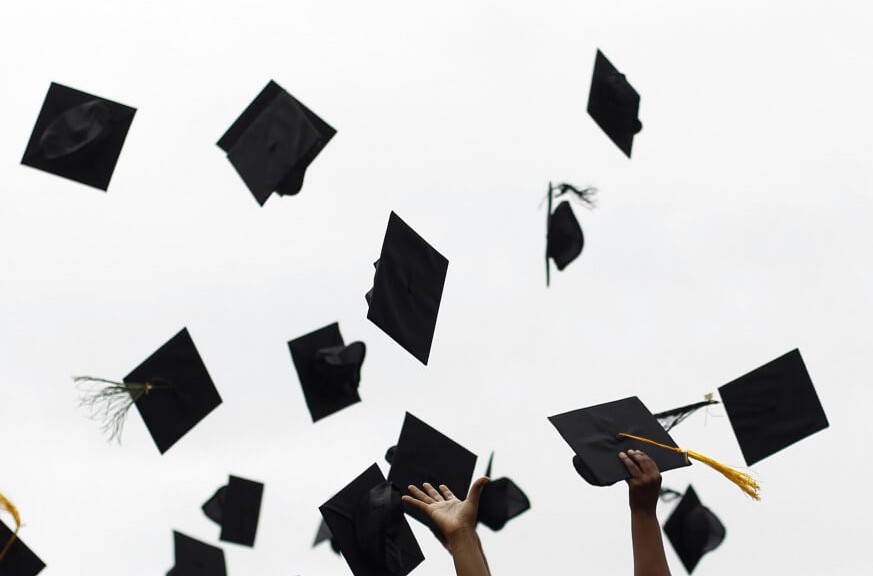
444, 527, 478, 553
630, 508, 658, 521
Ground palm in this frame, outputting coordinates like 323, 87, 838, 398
402, 478, 490, 540
426, 497, 477, 536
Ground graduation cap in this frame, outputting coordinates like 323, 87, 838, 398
476, 453, 531, 531
76, 327, 223, 453
0, 495, 45, 576
166, 531, 226, 576
288, 322, 365, 422
313, 518, 340, 554
549, 396, 690, 486
387, 413, 477, 529
545, 182, 597, 286
366, 212, 448, 365
718, 349, 829, 466
319, 463, 424, 576
587, 49, 642, 157
217, 80, 336, 205
663, 486, 726, 574
21, 82, 136, 191
202, 475, 264, 547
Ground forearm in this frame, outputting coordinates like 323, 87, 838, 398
446, 529, 490, 576
630, 511, 671, 576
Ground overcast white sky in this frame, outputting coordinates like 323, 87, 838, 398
1, 1, 871, 575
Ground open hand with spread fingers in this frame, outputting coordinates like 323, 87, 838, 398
401, 477, 490, 541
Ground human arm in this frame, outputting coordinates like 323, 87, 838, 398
620, 449, 671, 576
402, 477, 492, 576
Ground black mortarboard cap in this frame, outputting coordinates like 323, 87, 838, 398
202, 475, 264, 547
718, 349, 829, 466
366, 212, 448, 365
125, 327, 223, 454
166, 531, 226, 576
476, 453, 530, 531
549, 396, 690, 486
663, 486, 726, 574
313, 518, 340, 554
320, 463, 425, 576
0, 520, 45, 576
217, 80, 336, 205
387, 413, 477, 527
288, 322, 365, 422
21, 82, 136, 191
587, 50, 642, 157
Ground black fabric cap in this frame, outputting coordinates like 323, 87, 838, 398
549, 396, 690, 486
319, 463, 424, 576
663, 486, 726, 574
313, 519, 340, 554
718, 349, 829, 466
217, 80, 336, 205
547, 201, 584, 271
166, 531, 226, 576
0, 519, 45, 576
288, 322, 365, 422
202, 475, 264, 547
366, 212, 448, 365
125, 328, 223, 454
587, 50, 642, 158
21, 82, 136, 191
387, 413, 477, 528
476, 454, 531, 531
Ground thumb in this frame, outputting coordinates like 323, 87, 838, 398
466, 476, 490, 509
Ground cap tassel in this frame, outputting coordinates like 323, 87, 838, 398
74, 376, 172, 443
0, 492, 21, 562
618, 432, 761, 500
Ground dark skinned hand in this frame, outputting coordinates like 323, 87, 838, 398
620, 449, 662, 515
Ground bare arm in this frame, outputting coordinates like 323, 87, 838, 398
402, 477, 492, 576
620, 450, 672, 576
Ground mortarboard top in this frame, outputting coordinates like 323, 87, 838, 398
587, 49, 642, 158
320, 463, 424, 576
663, 486, 726, 574
21, 82, 136, 191
0, 519, 45, 576
288, 322, 365, 422
387, 413, 477, 528
313, 519, 340, 554
125, 327, 223, 454
549, 396, 690, 486
202, 475, 264, 547
366, 212, 448, 365
217, 80, 336, 206
166, 531, 226, 576
718, 349, 829, 466
476, 453, 531, 531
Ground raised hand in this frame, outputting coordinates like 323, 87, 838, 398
620, 449, 662, 515
401, 477, 490, 541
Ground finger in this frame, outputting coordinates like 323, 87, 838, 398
401, 494, 431, 514
438, 484, 456, 501
630, 450, 659, 477
423, 482, 444, 502
466, 476, 491, 509
407, 484, 435, 504
619, 451, 642, 479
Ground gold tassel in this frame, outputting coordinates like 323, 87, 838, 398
0, 491, 21, 562
619, 432, 761, 500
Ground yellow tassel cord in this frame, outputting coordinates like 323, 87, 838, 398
0, 491, 21, 562
618, 433, 761, 500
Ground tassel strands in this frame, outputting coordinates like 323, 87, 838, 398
0, 491, 21, 562
75, 376, 171, 443
618, 432, 761, 500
